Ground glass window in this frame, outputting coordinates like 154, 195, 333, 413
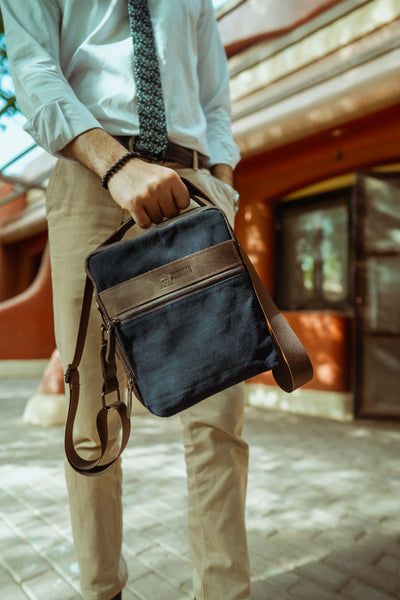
275, 190, 351, 311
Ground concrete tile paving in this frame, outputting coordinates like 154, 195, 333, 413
1, 378, 400, 599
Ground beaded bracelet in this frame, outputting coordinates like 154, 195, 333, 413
102, 152, 139, 189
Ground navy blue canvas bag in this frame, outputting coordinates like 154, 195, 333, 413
64, 180, 313, 476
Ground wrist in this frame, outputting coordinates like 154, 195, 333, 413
62, 128, 131, 179
210, 163, 234, 186
101, 152, 141, 189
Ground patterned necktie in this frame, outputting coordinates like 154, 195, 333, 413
127, 0, 169, 157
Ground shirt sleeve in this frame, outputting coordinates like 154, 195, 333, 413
1, 0, 102, 155
196, 0, 240, 169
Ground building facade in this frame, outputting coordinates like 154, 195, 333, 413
222, 0, 400, 418
1, 0, 399, 418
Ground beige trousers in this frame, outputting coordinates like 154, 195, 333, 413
46, 159, 250, 600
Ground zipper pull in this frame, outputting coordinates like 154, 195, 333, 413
127, 375, 135, 416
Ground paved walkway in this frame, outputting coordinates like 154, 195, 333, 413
1, 378, 400, 600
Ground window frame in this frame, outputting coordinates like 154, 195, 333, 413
274, 186, 354, 313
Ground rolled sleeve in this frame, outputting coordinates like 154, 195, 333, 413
206, 105, 241, 169
25, 97, 102, 156
1, 0, 101, 155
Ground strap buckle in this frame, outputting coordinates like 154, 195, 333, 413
101, 323, 116, 363
101, 385, 121, 411
64, 363, 74, 384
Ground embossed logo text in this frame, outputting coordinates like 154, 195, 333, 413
160, 265, 193, 287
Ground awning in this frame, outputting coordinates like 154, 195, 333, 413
228, 0, 400, 157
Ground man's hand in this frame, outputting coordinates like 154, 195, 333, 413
108, 159, 189, 228
63, 128, 190, 228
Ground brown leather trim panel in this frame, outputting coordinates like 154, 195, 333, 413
100, 240, 242, 319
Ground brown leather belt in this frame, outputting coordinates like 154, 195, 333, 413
115, 135, 210, 170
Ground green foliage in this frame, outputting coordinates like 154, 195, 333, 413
0, 8, 19, 122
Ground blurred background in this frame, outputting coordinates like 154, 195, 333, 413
1, 0, 399, 423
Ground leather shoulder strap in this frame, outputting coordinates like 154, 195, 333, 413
182, 177, 313, 390
64, 276, 131, 476
237, 243, 313, 392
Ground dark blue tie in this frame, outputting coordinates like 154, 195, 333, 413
127, 0, 169, 157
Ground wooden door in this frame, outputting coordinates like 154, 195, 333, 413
353, 172, 400, 417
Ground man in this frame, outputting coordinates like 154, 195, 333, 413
1, 1, 251, 599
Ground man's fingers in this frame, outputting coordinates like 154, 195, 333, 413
131, 193, 176, 227
144, 176, 189, 222
159, 195, 180, 219
139, 194, 164, 225
172, 178, 190, 210
107, 161, 191, 226
145, 205, 164, 224
132, 206, 152, 229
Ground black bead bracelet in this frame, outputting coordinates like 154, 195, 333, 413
102, 152, 139, 189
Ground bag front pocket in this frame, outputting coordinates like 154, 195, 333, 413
99, 240, 243, 323
115, 270, 278, 417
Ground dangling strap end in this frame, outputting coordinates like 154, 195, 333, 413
102, 385, 121, 411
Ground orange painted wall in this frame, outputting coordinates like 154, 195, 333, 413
233, 104, 400, 393
0, 183, 27, 301
0, 184, 55, 359
250, 312, 352, 392
0, 242, 55, 359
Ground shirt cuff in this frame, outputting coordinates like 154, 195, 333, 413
208, 137, 241, 169
24, 97, 102, 156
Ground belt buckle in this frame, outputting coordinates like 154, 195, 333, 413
128, 135, 139, 153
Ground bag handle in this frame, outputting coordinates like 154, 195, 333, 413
64, 179, 312, 475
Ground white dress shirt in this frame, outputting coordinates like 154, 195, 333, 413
1, 0, 240, 167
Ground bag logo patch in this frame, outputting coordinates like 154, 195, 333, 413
160, 265, 193, 287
